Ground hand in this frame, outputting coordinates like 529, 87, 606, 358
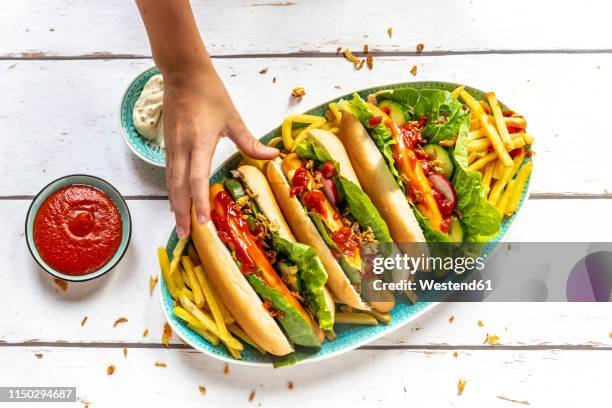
162, 66, 279, 237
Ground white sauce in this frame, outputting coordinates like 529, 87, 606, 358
132, 74, 165, 148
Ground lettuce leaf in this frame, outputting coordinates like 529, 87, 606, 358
246, 273, 321, 348
295, 137, 335, 165
345, 94, 405, 193
273, 234, 333, 331
337, 177, 392, 254
376, 88, 469, 144
452, 118, 501, 241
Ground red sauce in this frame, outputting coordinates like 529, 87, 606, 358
320, 160, 337, 178
440, 216, 452, 233
302, 190, 328, 217
369, 115, 383, 127
432, 190, 455, 217
211, 191, 260, 274
290, 166, 310, 197
331, 226, 360, 257
399, 123, 422, 150
417, 115, 428, 129
33, 184, 122, 275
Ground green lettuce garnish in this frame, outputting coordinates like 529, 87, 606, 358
246, 273, 321, 348
273, 234, 333, 331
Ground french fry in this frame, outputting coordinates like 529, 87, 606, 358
480, 117, 513, 166
227, 346, 242, 360
486, 92, 514, 150
194, 265, 241, 358
482, 161, 494, 189
267, 136, 283, 148
489, 154, 524, 205
179, 287, 195, 302
187, 323, 220, 346
468, 128, 486, 141
365, 310, 392, 324
229, 324, 266, 354
505, 116, 527, 129
157, 247, 178, 298
468, 152, 497, 171
467, 151, 478, 165
335, 312, 379, 325
187, 243, 200, 266
174, 265, 187, 292
194, 266, 228, 338
451, 85, 465, 99
178, 294, 243, 350
496, 179, 515, 213
506, 161, 533, 214
492, 158, 507, 180
514, 132, 534, 145
174, 306, 205, 329
281, 114, 326, 151
469, 135, 525, 152
169, 237, 189, 278
181, 256, 205, 308
479, 99, 491, 114
469, 117, 481, 130
328, 102, 342, 125
292, 119, 326, 151
459, 89, 486, 114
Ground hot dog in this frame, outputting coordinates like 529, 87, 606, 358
190, 165, 334, 355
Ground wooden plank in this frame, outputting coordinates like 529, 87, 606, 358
2, 346, 609, 407
2, 0, 612, 57
3, 199, 611, 346
1, 55, 612, 196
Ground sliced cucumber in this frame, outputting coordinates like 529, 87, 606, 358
224, 178, 245, 200
378, 100, 407, 125
339, 255, 362, 287
423, 144, 454, 179
448, 218, 464, 243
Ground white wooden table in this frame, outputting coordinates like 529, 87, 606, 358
2, 1, 611, 406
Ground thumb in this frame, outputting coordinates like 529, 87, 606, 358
228, 120, 279, 160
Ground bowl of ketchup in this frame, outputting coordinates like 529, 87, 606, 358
25, 175, 132, 282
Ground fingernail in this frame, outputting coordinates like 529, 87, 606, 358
177, 226, 187, 238
197, 214, 207, 224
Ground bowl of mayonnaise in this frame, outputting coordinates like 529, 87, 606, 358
120, 66, 166, 167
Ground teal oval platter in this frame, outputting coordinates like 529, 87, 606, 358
158, 81, 533, 366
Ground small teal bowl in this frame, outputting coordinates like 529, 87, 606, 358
120, 66, 166, 167
25, 175, 132, 282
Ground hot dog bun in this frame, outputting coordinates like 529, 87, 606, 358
190, 212, 293, 356
238, 165, 335, 323
237, 165, 295, 242
308, 129, 361, 186
266, 157, 369, 310
338, 110, 426, 244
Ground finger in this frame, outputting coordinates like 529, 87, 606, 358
190, 142, 215, 225
171, 147, 192, 238
165, 150, 174, 212
228, 120, 278, 160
